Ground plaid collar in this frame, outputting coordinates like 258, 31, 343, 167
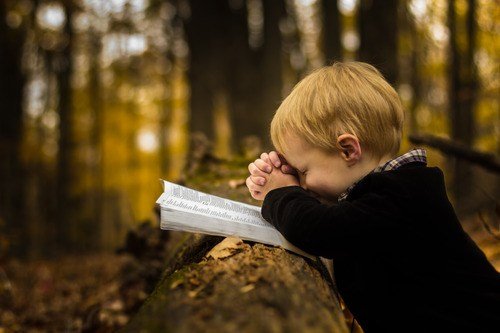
337, 148, 427, 202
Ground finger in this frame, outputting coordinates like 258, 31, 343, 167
269, 151, 281, 168
250, 190, 261, 199
260, 152, 270, 163
248, 162, 269, 177
250, 175, 266, 186
254, 159, 273, 173
246, 176, 263, 192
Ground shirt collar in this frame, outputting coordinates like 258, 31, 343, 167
337, 148, 427, 202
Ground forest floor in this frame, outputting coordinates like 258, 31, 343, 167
2, 207, 498, 333
1, 153, 499, 332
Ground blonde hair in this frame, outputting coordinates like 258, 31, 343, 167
270, 62, 404, 158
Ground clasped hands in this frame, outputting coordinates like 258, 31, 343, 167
246, 151, 300, 201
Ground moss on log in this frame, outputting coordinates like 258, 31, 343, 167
121, 235, 348, 333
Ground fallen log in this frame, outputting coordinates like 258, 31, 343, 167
120, 234, 348, 333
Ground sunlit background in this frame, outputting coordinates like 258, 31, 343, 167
1, 0, 498, 258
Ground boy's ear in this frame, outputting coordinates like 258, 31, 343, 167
337, 134, 361, 166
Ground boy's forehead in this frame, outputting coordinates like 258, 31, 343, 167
281, 133, 305, 150
280, 139, 307, 168
280, 151, 295, 167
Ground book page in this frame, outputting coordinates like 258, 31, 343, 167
157, 180, 269, 228
156, 180, 313, 259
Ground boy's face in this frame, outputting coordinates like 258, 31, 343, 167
281, 135, 355, 203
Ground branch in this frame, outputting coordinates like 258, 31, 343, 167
408, 134, 500, 173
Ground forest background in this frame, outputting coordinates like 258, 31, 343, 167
0, 0, 498, 259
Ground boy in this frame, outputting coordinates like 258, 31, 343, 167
246, 62, 499, 332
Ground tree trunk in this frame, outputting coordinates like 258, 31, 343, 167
259, 0, 286, 150
184, 0, 287, 152
322, 0, 342, 64
0, 1, 27, 256
447, 0, 476, 208
184, 0, 232, 143
89, 26, 104, 251
159, 32, 175, 177
121, 234, 349, 332
226, 1, 263, 152
358, 0, 398, 85
56, 1, 75, 251
463, 0, 477, 142
408, 5, 421, 134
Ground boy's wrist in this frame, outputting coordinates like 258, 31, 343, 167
264, 179, 299, 195
263, 185, 303, 201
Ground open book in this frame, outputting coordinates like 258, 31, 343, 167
155, 180, 313, 259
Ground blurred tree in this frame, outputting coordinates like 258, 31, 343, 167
23, 0, 53, 258
448, 0, 477, 205
184, 0, 286, 153
56, 0, 75, 251
226, 0, 263, 151
157, 0, 178, 177
358, 0, 398, 84
88, 24, 104, 249
158, 14, 175, 178
184, 0, 231, 145
280, 1, 304, 88
0, 0, 27, 256
1, 0, 496, 260
259, 0, 287, 149
408, 3, 421, 134
321, 0, 342, 64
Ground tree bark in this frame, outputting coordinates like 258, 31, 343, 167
121, 234, 348, 332
358, 0, 399, 85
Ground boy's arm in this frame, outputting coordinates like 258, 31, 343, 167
262, 186, 400, 258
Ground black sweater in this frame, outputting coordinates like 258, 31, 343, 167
262, 162, 500, 332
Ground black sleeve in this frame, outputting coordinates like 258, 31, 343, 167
261, 186, 401, 258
